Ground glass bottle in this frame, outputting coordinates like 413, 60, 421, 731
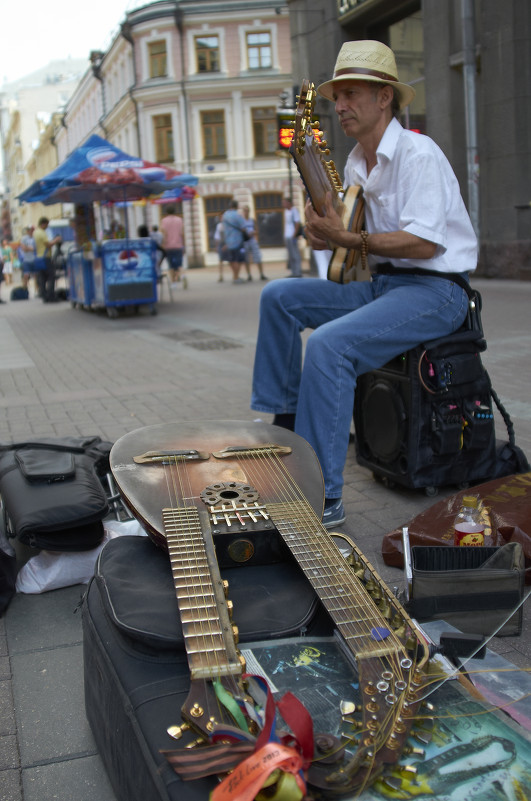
453, 494, 484, 546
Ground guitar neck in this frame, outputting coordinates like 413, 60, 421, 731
289, 80, 343, 216
163, 506, 241, 680
268, 502, 407, 661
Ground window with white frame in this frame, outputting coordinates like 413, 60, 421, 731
201, 110, 226, 159
148, 40, 167, 78
195, 35, 220, 73
252, 107, 277, 156
246, 32, 272, 70
153, 114, 174, 163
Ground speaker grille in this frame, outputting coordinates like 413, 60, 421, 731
360, 379, 406, 462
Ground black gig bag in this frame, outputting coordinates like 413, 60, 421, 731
0, 436, 112, 551
82, 535, 328, 801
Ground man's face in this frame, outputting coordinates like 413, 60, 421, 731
333, 80, 388, 139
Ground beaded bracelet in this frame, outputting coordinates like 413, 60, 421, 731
360, 229, 369, 270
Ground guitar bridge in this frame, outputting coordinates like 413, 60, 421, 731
211, 443, 291, 459
133, 449, 209, 464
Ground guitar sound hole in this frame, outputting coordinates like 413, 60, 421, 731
200, 482, 260, 506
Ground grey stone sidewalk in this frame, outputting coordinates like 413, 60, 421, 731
0, 265, 530, 801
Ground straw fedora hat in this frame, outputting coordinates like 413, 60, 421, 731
317, 40, 415, 110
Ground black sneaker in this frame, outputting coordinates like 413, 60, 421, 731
322, 498, 346, 529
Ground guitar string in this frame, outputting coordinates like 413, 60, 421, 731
241, 446, 405, 676
240, 449, 407, 651
162, 454, 243, 722
234, 448, 421, 697
236, 447, 426, 760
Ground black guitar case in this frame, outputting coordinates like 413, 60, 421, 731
82, 535, 330, 801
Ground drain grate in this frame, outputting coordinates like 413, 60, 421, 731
161, 329, 243, 351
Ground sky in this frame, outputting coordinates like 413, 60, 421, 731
1, 0, 139, 86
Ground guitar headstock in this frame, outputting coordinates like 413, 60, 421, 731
308, 653, 428, 795
289, 80, 343, 215
178, 676, 256, 743
292, 79, 318, 154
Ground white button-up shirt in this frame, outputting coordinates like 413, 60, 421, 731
344, 117, 478, 273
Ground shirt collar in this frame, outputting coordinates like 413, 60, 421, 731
348, 117, 403, 179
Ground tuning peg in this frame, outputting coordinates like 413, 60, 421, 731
412, 729, 432, 745
378, 597, 393, 619
167, 722, 190, 740
340, 700, 356, 716
346, 554, 365, 578
232, 625, 239, 643
379, 763, 418, 792
378, 775, 404, 791
342, 717, 363, 729
403, 744, 425, 758
185, 737, 205, 749
222, 579, 229, 596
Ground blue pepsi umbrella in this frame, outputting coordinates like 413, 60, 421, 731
17, 134, 198, 205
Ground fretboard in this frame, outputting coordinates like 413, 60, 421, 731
163, 506, 241, 680
268, 502, 401, 659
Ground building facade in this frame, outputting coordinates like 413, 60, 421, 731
286, 0, 531, 279
0, 60, 88, 237
54, 0, 296, 267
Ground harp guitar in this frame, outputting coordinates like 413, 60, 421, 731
289, 79, 368, 284
110, 420, 430, 796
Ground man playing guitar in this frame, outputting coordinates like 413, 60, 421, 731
251, 40, 478, 528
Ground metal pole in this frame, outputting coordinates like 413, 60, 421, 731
461, 0, 480, 239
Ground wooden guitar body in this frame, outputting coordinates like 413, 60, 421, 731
110, 419, 324, 551
289, 79, 369, 283
110, 420, 431, 795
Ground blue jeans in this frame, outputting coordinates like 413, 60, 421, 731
251, 273, 470, 498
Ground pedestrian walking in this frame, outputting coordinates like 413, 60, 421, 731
159, 205, 187, 288
213, 216, 226, 282
282, 198, 302, 277
242, 206, 267, 281
33, 218, 61, 302
1, 239, 13, 286
222, 200, 247, 284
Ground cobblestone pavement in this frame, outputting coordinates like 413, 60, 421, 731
0, 265, 530, 801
